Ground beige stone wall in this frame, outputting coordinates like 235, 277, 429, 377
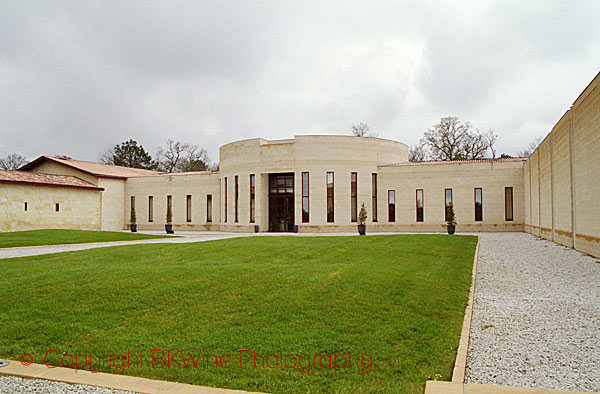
99, 177, 126, 231
125, 173, 221, 231
29, 160, 127, 231
0, 183, 101, 231
524, 72, 600, 257
375, 161, 525, 232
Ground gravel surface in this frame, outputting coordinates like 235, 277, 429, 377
466, 232, 600, 391
0, 375, 133, 393
0, 232, 245, 259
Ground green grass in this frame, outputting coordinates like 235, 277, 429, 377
0, 235, 477, 393
0, 229, 172, 248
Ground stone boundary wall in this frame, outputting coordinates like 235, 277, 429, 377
524, 72, 600, 258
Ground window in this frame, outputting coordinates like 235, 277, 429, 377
55, 203, 60, 212
234, 175, 239, 223
167, 195, 172, 221
416, 189, 424, 222
474, 188, 483, 221
186, 195, 192, 222
131, 196, 135, 213
24, 202, 28, 211
148, 196, 154, 222
224, 177, 227, 223
327, 172, 334, 222
505, 187, 514, 221
250, 174, 255, 223
350, 172, 357, 222
388, 190, 395, 222
302, 172, 309, 223
372, 173, 377, 222
206, 194, 213, 223
444, 189, 453, 222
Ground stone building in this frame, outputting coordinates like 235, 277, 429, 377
0, 72, 598, 258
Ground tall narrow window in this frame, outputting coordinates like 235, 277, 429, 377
167, 195, 172, 221
474, 188, 483, 221
302, 172, 309, 223
444, 189, 453, 222
372, 173, 377, 222
350, 172, 358, 222
224, 177, 227, 223
206, 194, 213, 223
327, 172, 334, 223
234, 175, 239, 223
24, 202, 28, 211
416, 189, 424, 222
505, 187, 514, 221
186, 195, 192, 222
388, 190, 395, 222
131, 196, 135, 213
250, 174, 255, 223
55, 203, 60, 212
148, 196, 154, 222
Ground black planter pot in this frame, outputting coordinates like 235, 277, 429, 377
130, 224, 137, 233
447, 224, 456, 234
165, 224, 174, 234
358, 224, 366, 235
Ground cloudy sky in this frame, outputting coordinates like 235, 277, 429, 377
1, 1, 599, 165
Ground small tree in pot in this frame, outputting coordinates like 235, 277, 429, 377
357, 203, 367, 235
130, 206, 137, 232
446, 202, 456, 234
165, 202, 174, 234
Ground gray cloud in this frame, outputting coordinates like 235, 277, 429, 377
1, 0, 599, 163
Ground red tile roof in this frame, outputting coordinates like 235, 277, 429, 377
19, 156, 161, 179
0, 170, 104, 190
381, 157, 527, 167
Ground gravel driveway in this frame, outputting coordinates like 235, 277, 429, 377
465, 232, 600, 391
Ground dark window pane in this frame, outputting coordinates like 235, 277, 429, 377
444, 189, 452, 221
388, 190, 395, 222
505, 187, 514, 221
327, 172, 334, 222
475, 188, 483, 221
351, 172, 357, 222
416, 189, 424, 222
372, 173, 377, 222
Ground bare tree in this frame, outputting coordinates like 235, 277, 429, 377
350, 122, 379, 138
486, 129, 498, 159
421, 117, 496, 160
351, 122, 370, 137
0, 153, 28, 170
408, 144, 426, 162
516, 135, 543, 157
156, 139, 210, 173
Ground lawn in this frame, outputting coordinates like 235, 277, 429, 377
0, 229, 172, 248
0, 235, 477, 393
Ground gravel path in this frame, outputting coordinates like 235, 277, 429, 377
466, 232, 600, 391
0, 232, 245, 259
0, 375, 133, 393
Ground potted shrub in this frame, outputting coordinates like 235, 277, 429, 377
446, 202, 456, 234
130, 205, 137, 232
357, 203, 367, 235
165, 202, 174, 234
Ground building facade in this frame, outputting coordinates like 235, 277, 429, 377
1, 72, 598, 257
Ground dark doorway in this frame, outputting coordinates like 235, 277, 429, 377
269, 173, 295, 232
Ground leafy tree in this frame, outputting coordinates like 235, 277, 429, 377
0, 153, 27, 170
100, 139, 156, 170
420, 116, 497, 160
500, 153, 513, 159
156, 139, 210, 173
